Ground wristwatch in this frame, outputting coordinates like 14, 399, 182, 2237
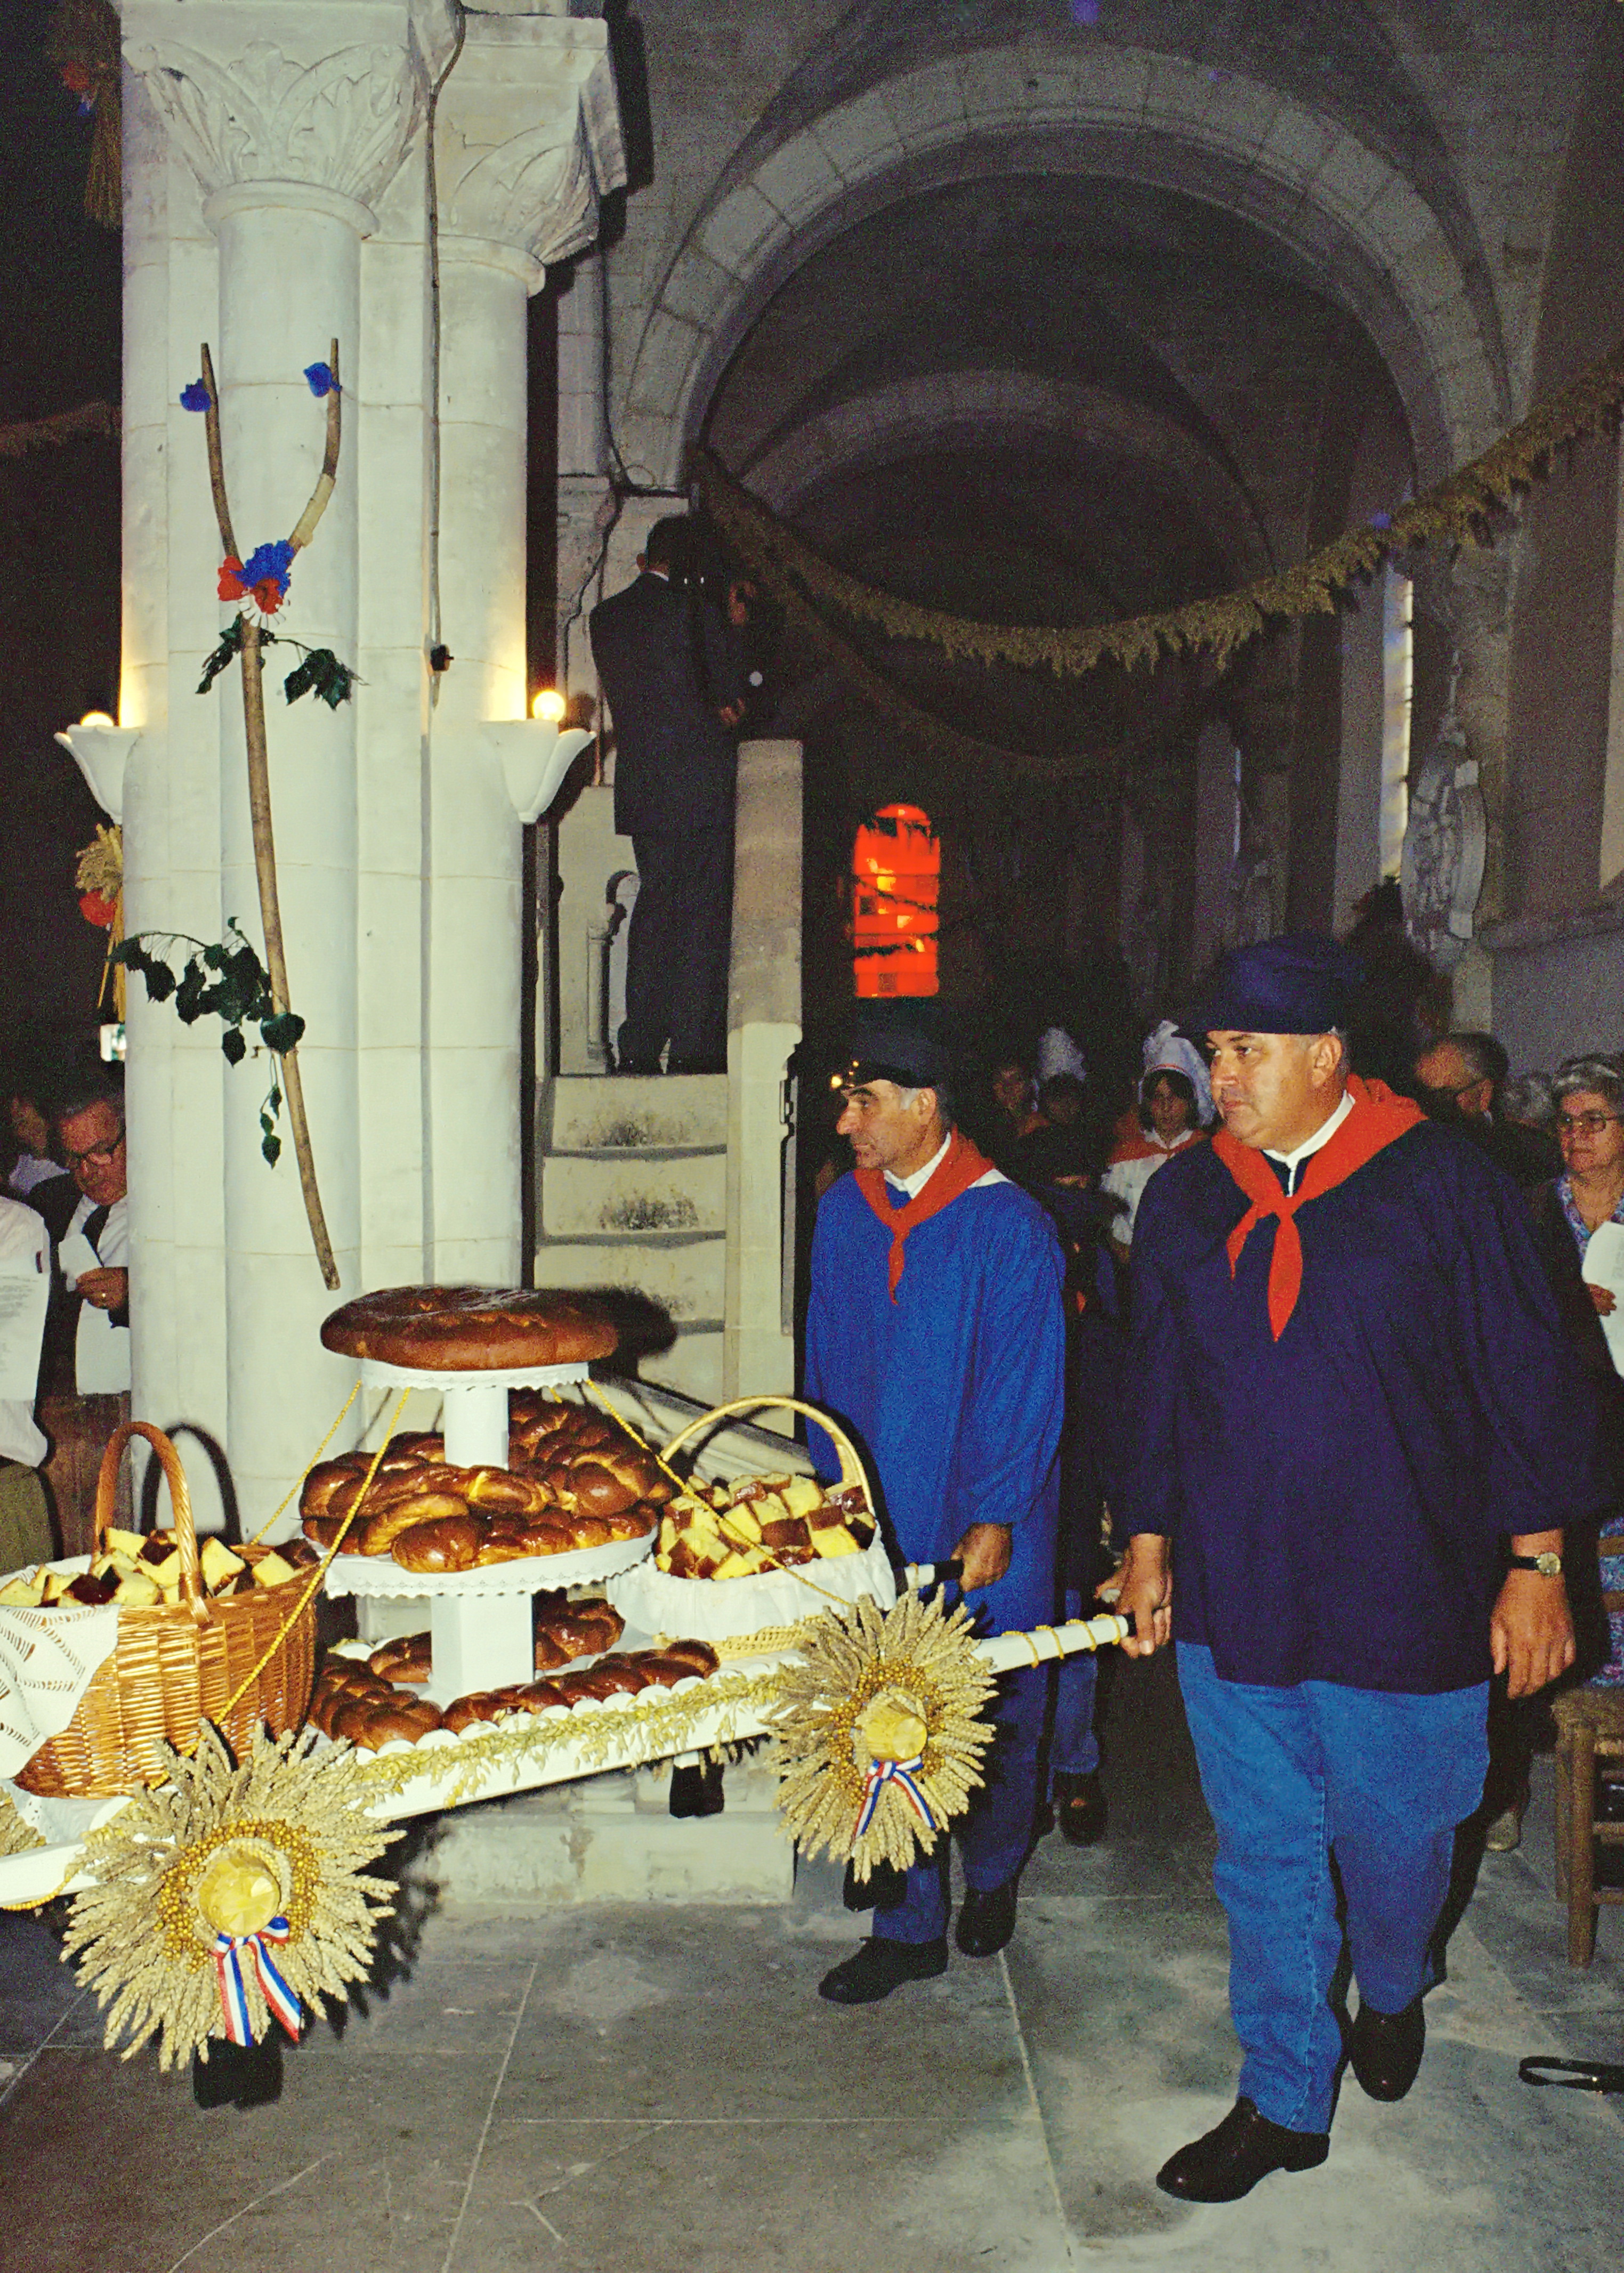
1507, 1551, 1563, 1577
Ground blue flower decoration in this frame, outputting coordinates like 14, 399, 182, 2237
304, 362, 338, 399
242, 537, 295, 593
180, 379, 211, 412
1370, 510, 1393, 531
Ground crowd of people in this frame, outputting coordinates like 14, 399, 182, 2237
802, 930, 1622, 2203
0, 1050, 132, 1568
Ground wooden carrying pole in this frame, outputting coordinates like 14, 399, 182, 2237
199, 342, 341, 1290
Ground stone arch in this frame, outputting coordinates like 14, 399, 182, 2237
744, 370, 1272, 581
617, 45, 1507, 494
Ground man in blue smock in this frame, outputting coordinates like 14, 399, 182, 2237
1113, 934, 1593, 2202
806, 1009, 1066, 2005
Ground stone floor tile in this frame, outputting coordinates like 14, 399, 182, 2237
449, 2113, 1071, 2273
0, 1910, 90, 2060
494, 1903, 1030, 2123
298, 1957, 535, 2061
0, 2044, 498, 2273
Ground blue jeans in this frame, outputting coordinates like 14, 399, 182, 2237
1177, 1642, 1488, 2132
875, 1663, 1047, 1945
1051, 1586, 1101, 1782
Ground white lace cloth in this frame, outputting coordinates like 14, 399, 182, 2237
0, 1596, 121, 1782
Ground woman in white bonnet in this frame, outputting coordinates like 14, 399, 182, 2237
1101, 1020, 1213, 1255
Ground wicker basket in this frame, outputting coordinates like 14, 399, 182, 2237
15, 1422, 317, 1798
605, 1396, 896, 1643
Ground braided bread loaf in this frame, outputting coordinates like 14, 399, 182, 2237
309, 1635, 718, 1752
364, 1593, 624, 1685
298, 1395, 672, 1567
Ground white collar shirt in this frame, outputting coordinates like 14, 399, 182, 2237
1264, 1087, 1355, 1197
885, 1133, 952, 1200
0, 1196, 49, 1467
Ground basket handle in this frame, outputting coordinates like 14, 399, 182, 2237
94, 1420, 208, 1627
659, 1395, 874, 1506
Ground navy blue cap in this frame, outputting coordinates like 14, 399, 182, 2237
841, 1002, 955, 1091
1181, 933, 1367, 1039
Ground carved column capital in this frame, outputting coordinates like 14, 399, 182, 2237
120, 2, 459, 227
435, 15, 626, 287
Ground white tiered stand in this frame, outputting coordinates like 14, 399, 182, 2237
319, 1357, 653, 1702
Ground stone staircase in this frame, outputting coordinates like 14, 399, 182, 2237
534, 1073, 729, 1403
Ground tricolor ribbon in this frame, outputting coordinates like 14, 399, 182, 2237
212, 1917, 302, 2046
853, 1756, 938, 1841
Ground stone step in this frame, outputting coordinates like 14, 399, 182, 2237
545, 1073, 728, 1155
540, 1147, 726, 1237
426, 1757, 793, 1910
533, 1230, 725, 1322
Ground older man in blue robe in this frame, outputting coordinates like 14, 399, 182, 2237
805, 1008, 1066, 2004
1113, 934, 1595, 2202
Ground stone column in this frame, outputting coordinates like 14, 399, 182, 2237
120, 1, 448, 1526
723, 741, 802, 1401
428, 11, 625, 1282
557, 254, 617, 700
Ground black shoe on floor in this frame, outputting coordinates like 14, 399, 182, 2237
818, 1936, 949, 2004
956, 1879, 1017, 1957
1054, 1771, 1108, 1847
1347, 1994, 1426, 2101
669, 1762, 724, 1818
1156, 2098, 1329, 2203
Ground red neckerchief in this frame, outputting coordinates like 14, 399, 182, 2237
855, 1129, 997, 1300
1211, 1077, 1425, 1339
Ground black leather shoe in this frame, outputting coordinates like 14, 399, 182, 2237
1156, 2098, 1329, 2203
1054, 1771, 1108, 1847
818, 1936, 948, 2004
668, 1762, 724, 1818
956, 1879, 1017, 1957
1348, 1994, 1426, 2101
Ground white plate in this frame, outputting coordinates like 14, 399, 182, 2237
357, 1357, 591, 1392
607, 1535, 896, 1640
321, 1527, 654, 1599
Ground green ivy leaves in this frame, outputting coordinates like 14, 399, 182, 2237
196, 614, 359, 709
109, 921, 306, 1164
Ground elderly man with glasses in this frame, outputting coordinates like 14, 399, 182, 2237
28, 1080, 131, 1552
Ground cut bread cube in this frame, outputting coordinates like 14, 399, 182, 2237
111, 1570, 161, 1607
139, 1531, 178, 1566
779, 1477, 825, 1520
252, 1549, 297, 1588
811, 1525, 861, 1560
0, 1573, 44, 1607
723, 1501, 763, 1545
103, 1527, 148, 1561
198, 1538, 245, 1591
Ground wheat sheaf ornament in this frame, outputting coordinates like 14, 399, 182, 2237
769, 1592, 999, 1882
63, 1726, 397, 2071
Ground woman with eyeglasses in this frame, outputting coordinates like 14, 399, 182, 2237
1509, 1055, 1624, 1848
1539, 1056, 1624, 1320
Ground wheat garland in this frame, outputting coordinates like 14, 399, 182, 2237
0, 1791, 45, 1858
62, 1726, 398, 2070
767, 1593, 999, 1881
348, 1672, 782, 1809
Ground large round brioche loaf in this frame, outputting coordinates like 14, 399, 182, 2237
320, 1285, 617, 1371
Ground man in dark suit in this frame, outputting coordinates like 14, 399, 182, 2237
588, 515, 746, 1074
